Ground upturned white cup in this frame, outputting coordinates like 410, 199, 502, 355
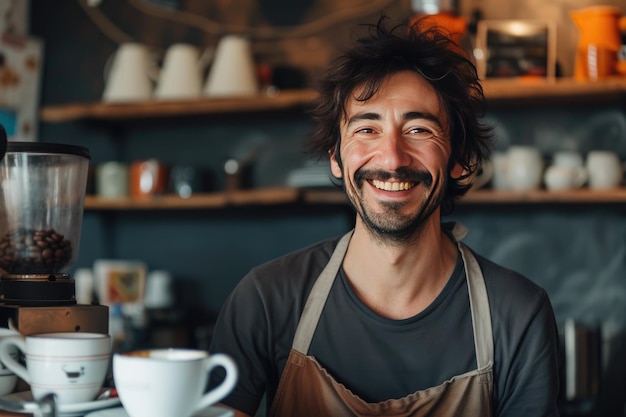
544, 165, 588, 190
506, 146, 544, 191
103, 43, 156, 102
553, 150, 585, 169
586, 150, 624, 189
0, 328, 20, 396
113, 349, 237, 417
204, 35, 259, 97
0, 332, 111, 404
155, 44, 208, 100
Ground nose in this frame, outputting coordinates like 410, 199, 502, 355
377, 131, 412, 170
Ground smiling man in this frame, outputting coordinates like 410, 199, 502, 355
210, 16, 560, 417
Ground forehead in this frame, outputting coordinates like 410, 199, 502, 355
343, 71, 446, 121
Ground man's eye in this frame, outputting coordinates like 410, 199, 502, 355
356, 128, 375, 134
408, 127, 430, 134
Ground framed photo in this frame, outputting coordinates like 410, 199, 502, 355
93, 259, 147, 306
475, 20, 557, 81
0, 32, 43, 141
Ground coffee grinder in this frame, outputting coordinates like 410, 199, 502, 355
0, 127, 108, 335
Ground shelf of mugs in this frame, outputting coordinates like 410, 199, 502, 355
40, 77, 626, 123
82, 186, 626, 211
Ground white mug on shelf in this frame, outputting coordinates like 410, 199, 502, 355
204, 35, 259, 97
155, 44, 210, 100
102, 43, 157, 102
506, 146, 544, 191
586, 150, 624, 189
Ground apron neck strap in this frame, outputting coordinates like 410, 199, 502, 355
292, 230, 353, 353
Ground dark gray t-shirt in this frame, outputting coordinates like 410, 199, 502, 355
210, 234, 560, 417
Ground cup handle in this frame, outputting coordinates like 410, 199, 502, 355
0, 336, 29, 383
196, 354, 238, 411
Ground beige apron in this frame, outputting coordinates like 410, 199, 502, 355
268, 224, 494, 417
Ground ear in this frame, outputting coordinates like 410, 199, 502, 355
450, 162, 465, 180
329, 149, 343, 179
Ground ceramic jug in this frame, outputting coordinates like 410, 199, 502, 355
155, 44, 212, 100
102, 43, 158, 102
570, 6, 626, 80
204, 35, 259, 97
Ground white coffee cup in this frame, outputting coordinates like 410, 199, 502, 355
0, 332, 111, 404
155, 44, 208, 100
506, 146, 544, 191
586, 150, 624, 189
490, 151, 510, 190
103, 43, 156, 102
113, 349, 238, 417
96, 161, 129, 198
204, 35, 259, 97
0, 328, 20, 396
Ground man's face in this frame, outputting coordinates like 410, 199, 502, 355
331, 71, 452, 242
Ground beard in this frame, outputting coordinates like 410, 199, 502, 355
345, 167, 445, 244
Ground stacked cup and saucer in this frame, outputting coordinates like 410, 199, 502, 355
0, 331, 120, 417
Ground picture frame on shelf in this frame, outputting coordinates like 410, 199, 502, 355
475, 19, 557, 81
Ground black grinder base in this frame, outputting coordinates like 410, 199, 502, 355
0, 273, 109, 335
0, 273, 75, 306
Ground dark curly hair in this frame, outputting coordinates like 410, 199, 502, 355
306, 16, 493, 215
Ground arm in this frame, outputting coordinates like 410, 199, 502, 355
495, 291, 560, 417
209, 273, 271, 416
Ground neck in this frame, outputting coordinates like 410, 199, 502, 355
342, 216, 458, 319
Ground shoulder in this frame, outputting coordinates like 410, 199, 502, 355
231, 235, 343, 313
473, 250, 551, 314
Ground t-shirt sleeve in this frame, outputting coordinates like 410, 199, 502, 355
495, 289, 561, 417
209, 271, 270, 416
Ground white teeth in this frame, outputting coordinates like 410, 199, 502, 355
372, 180, 414, 191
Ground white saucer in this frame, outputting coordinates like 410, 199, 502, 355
1, 389, 121, 417
84, 406, 234, 417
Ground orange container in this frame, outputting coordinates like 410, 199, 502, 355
571, 6, 626, 80
130, 159, 169, 198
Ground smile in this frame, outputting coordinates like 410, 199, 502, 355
371, 180, 415, 191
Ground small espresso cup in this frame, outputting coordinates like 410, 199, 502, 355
0, 332, 111, 404
113, 349, 238, 417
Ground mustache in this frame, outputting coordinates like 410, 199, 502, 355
354, 167, 433, 187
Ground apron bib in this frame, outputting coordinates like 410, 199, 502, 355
269, 224, 494, 417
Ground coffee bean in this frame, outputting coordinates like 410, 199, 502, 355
0, 228, 73, 273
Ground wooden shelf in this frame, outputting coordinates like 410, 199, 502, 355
40, 77, 626, 123
462, 188, 626, 204
83, 186, 626, 210
481, 76, 626, 102
40, 89, 318, 123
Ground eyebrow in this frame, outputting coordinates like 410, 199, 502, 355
346, 111, 443, 130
